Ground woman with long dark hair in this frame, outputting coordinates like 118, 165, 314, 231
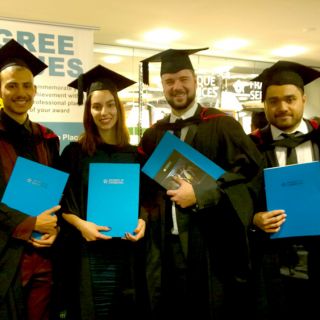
57, 65, 147, 320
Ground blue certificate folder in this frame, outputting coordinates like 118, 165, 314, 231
264, 161, 320, 239
1, 156, 69, 238
142, 131, 225, 189
87, 163, 140, 237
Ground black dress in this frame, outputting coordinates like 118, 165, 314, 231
58, 142, 146, 320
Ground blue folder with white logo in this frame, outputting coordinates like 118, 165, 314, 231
87, 163, 140, 237
1, 156, 69, 238
264, 161, 320, 239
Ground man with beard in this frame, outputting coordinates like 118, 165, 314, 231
139, 48, 264, 320
249, 61, 320, 319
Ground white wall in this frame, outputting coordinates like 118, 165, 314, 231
304, 78, 320, 119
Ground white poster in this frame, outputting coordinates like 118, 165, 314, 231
0, 19, 95, 150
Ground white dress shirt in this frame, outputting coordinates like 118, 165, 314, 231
270, 120, 314, 167
170, 101, 198, 234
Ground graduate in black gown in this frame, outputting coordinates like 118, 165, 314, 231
58, 65, 147, 320
249, 61, 320, 320
139, 48, 264, 320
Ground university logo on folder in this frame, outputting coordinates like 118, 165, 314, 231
264, 161, 320, 239
142, 131, 224, 189
87, 163, 140, 237
1, 156, 69, 238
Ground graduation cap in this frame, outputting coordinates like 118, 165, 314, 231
0, 39, 47, 76
68, 64, 136, 105
252, 60, 320, 101
141, 47, 208, 85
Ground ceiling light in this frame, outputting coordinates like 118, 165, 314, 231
150, 76, 162, 86
116, 39, 167, 50
94, 44, 133, 56
143, 28, 182, 44
116, 39, 144, 47
272, 45, 307, 57
103, 55, 122, 64
303, 27, 316, 33
214, 38, 249, 52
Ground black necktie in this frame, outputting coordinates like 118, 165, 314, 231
173, 118, 183, 138
281, 133, 298, 165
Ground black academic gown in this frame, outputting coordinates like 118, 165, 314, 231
139, 105, 264, 320
249, 121, 320, 320
57, 142, 147, 320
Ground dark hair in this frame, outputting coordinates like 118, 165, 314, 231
251, 111, 268, 131
78, 88, 130, 155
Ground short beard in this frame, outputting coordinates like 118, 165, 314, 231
166, 94, 195, 111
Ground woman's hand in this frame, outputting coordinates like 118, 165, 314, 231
62, 213, 111, 241
77, 220, 112, 241
125, 218, 146, 242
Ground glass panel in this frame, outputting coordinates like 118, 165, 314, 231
93, 44, 274, 142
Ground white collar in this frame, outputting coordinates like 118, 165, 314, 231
271, 119, 309, 140
170, 101, 198, 123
